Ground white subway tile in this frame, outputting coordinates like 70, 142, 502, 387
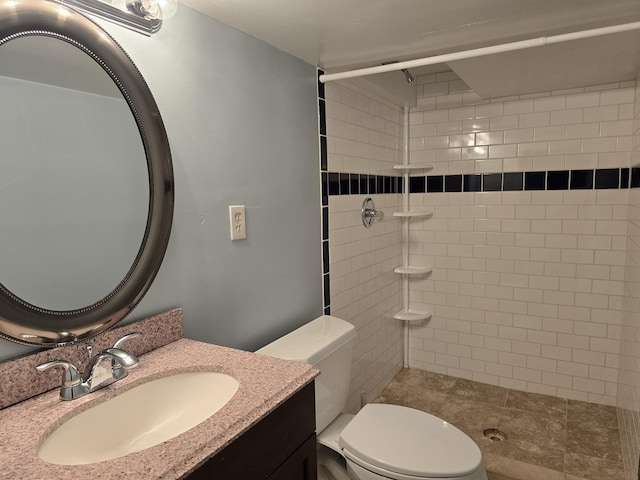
528, 302, 559, 319
462, 92, 484, 106
573, 377, 605, 395
589, 337, 620, 354
557, 360, 589, 377
542, 371, 573, 388
475, 103, 504, 118
423, 82, 449, 97
600, 119, 633, 136
486, 362, 513, 377
461, 146, 489, 159
503, 99, 534, 115
560, 219, 596, 232
490, 115, 519, 130
549, 139, 582, 155
520, 112, 551, 128
437, 93, 463, 109
566, 92, 600, 109
533, 246, 562, 264
513, 367, 542, 383
565, 122, 600, 139
541, 344, 573, 361
600, 87, 635, 105
582, 137, 618, 153
505, 128, 534, 143
448, 133, 475, 147
486, 336, 512, 352
543, 291, 575, 307
584, 105, 619, 123
534, 96, 567, 112
476, 131, 504, 146
550, 109, 583, 125
558, 333, 590, 350
572, 349, 605, 366
559, 277, 592, 293
534, 126, 566, 141
462, 118, 490, 133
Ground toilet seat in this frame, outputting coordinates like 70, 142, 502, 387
339, 404, 482, 479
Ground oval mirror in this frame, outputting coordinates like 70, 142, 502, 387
0, 0, 174, 346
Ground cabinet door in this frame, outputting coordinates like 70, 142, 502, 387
268, 434, 317, 480
187, 381, 316, 480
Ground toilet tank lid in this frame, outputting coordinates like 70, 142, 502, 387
255, 315, 356, 365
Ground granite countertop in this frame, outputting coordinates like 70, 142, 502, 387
0, 338, 318, 479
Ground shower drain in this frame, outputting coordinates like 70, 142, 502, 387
483, 428, 507, 442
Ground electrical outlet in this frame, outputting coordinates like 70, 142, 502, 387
229, 205, 246, 240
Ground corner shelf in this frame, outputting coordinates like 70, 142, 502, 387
393, 310, 432, 322
393, 163, 434, 172
392, 210, 433, 218
394, 266, 433, 275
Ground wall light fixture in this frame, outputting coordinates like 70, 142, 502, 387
60, 0, 178, 36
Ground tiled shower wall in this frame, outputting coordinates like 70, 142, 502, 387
619, 77, 640, 480
407, 71, 635, 406
324, 80, 404, 411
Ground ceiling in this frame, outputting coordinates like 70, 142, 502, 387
180, 0, 640, 102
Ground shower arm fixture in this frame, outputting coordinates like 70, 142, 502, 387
320, 21, 640, 83
401, 68, 414, 84
382, 61, 415, 84
59, 0, 178, 36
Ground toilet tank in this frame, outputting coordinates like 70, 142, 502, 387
256, 315, 356, 433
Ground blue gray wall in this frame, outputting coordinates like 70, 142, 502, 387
0, 5, 321, 360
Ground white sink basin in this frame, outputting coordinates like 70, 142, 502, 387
38, 371, 239, 465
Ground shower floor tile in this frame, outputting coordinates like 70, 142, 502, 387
374, 368, 625, 480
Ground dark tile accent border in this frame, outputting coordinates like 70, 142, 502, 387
320, 136, 327, 171
621, 168, 630, 188
317, 69, 325, 100
410, 176, 426, 193
445, 175, 462, 192
322, 207, 328, 241
504, 172, 523, 191
318, 69, 330, 313
483, 173, 502, 192
547, 170, 569, 190
427, 175, 444, 192
328, 172, 339, 195
570, 169, 593, 190
340, 173, 350, 195
326, 167, 637, 195
595, 169, 619, 189
463, 174, 481, 192
631, 167, 640, 188
318, 99, 326, 136
321, 173, 405, 195
525, 171, 545, 190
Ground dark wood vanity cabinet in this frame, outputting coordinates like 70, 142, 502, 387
187, 381, 317, 480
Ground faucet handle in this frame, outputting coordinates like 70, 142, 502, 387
113, 331, 140, 349
108, 332, 141, 380
36, 360, 82, 386
36, 361, 87, 400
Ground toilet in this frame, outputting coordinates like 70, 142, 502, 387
256, 315, 488, 480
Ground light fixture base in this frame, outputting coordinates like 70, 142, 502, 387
59, 0, 162, 36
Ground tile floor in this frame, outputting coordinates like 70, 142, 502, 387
374, 368, 625, 480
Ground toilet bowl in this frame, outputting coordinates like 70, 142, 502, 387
256, 315, 487, 480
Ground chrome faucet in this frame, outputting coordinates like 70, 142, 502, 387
37, 332, 141, 401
